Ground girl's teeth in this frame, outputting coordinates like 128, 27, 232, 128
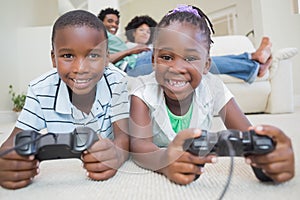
168, 80, 186, 87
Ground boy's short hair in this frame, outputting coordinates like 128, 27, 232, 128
51, 10, 108, 49
97, 7, 120, 21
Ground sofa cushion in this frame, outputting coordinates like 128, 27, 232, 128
217, 70, 269, 84
211, 35, 255, 56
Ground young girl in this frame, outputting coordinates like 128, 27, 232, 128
129, 5, 294, 185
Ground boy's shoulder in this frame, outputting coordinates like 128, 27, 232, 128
29, 68, 59, 88
104, 63, 127, 81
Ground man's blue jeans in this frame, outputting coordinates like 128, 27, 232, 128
126, 51, 259, 84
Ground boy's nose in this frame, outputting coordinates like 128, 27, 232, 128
72, 58, 87, 73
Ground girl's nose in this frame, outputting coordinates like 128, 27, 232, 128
169, 58, 188, 73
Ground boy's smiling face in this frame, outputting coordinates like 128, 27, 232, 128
51, 26, 108, 96
153, 22, 211, 101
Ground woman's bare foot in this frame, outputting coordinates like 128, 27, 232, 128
251, 37, 272, 64
258, 56, 272, 77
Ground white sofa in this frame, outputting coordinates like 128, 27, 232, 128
210, 35, 298, 114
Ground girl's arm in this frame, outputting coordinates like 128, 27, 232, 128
130, 95, 216, 184
129, 95, 166, 171
219, 98, 251, 131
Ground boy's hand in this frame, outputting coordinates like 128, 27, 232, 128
82, 138, 123, 181
246, 125, 295, 183
0, 147, 39, 189
161, 129, 216, 185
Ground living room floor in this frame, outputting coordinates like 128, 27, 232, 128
0, 107, 299, 199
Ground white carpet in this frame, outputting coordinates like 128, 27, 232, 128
0, 108, 299, 200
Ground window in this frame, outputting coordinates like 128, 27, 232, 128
293, 0, 300, 14
208, 6, 237, 36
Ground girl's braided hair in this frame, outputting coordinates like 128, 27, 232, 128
154, 5, 214, 50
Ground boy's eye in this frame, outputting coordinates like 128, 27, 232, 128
160, 55, 172, 61
88, 53, 100, 59
185, 56, 198, 62
63, 54, 73, 59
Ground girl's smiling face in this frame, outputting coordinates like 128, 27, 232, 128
51, 26, 108, 96
153, 21, 211, 101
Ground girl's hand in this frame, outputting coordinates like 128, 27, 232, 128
161, 129, 216, 185
246, 125, 295, 183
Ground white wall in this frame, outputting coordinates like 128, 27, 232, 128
0, 0, 299, 116
0, 0, 58, 112
252, 0, 300, 105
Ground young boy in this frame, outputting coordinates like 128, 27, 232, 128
0, 10, 129, 189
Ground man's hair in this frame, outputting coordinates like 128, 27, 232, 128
97, 7, 120, 21
125, 15, 157, 45
51, 10, 108, 49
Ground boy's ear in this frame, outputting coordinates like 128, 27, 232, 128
51, 50, 56, 68
203, 57, 211, 74
105, 52, 109, 66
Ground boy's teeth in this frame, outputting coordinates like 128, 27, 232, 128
74, 79, 89, 83
168, 80, 187, 87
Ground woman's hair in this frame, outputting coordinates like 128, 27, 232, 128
52, 10, 108, 50
97, 7, 120, 21
154, 5, 214, 50
125, 15, 157, 45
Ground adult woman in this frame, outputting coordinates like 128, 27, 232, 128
125, 15, 157, 46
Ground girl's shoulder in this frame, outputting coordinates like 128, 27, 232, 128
128, 72, 157, 94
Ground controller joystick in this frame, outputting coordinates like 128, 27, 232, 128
14, 127, 99, 161
183, 129, 275, 182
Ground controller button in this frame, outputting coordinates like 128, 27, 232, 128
256, 138, 270, 145
76, 134, 88, 147
18, 137, 31, 151
258, 145, 270, 150
194, 140, 207, 148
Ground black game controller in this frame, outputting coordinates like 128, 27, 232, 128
14, 127, 99, 161
183, 129, 275, 182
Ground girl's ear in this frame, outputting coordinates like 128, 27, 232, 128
151, 53, 156, 71
203, 57, 211, 74
51, 50, 56, 68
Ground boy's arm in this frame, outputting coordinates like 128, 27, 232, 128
82, 120, 129, 181
0, 127, 39, 189
112, 118, 130, 165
